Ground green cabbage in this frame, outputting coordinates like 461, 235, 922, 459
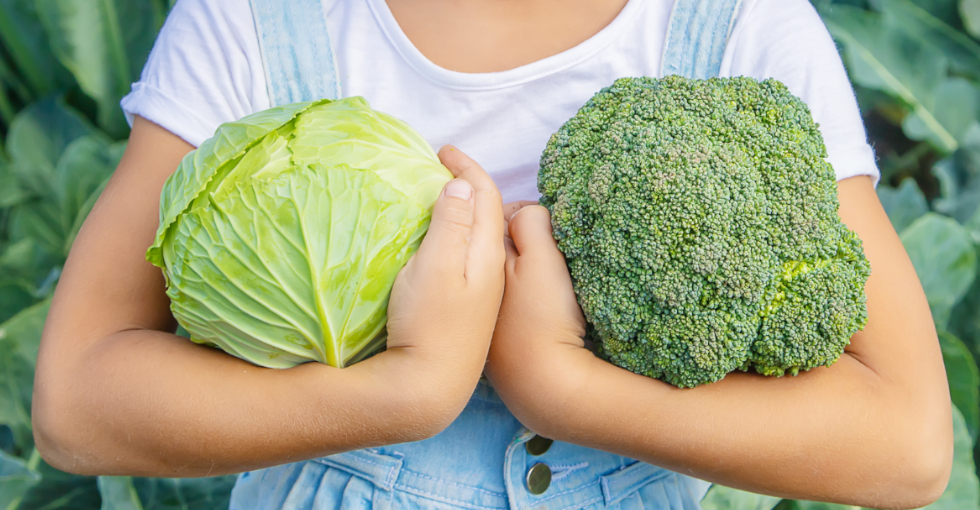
147, 97, 452, 368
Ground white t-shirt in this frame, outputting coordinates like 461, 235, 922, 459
121, 0, 879, 203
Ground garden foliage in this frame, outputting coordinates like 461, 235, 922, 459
707, 0, 980, 507
0, 0, 979, 507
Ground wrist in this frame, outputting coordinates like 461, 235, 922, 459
487, 340, 595, 439
350, 346, 482, 441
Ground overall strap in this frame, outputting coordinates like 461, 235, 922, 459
660, 0, 744, 79
249, 0, 341, 106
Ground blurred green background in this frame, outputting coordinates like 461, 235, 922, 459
1, 0, 978, 508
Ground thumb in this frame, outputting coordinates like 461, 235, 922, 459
414, 178, 475, 277
508, 205, 563, 264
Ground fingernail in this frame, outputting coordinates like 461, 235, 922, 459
445, 179, 472, 200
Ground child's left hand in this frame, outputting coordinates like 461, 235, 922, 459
488, 179, 953, 509
484, 204, 598, 438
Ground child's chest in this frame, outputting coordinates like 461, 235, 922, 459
327, 0, 670, 202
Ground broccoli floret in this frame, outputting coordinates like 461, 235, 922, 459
538, 76, 871, 388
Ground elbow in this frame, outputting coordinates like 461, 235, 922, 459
876, 447, 951, 510
30, 326, 89, 473
911, 472, 952, 510
31, 384, 86, 475
389, 380, 475, 444
894, 432, 952, 509
872, 407, 954, 509
405, 394, 470, 442
401, 414, 457, 444
894, 391, 955, 509
32, 420, 76, 475
31, 361, 108, 476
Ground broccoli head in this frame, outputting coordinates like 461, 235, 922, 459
538, 76, 871, 388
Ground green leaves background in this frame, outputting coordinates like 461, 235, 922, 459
0, 0, 978, 507
0, 1, 238, 508
706, 0, 980, 507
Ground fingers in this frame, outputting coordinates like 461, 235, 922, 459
508, 206, 564, 266
438, 146, 505, 279
413, 178, 475, 279
503, 202, 526, 221
503, 201, 538, 238
503, 235, 518, 274
503, 201, 538, 220
505, 206, 585, 328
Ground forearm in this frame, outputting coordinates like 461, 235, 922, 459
33, 124, 503, 479
33, 328, 456, 477
488, 181, 951, 509
510, 346, 947, 508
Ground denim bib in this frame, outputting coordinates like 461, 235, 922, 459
232, 1, 742, 508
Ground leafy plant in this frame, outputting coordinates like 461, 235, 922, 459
0, 1, 237, 508
705, 0, 980, 507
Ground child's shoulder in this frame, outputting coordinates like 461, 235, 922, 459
717, 0, 879, 183
729, 0, 835, 48
163, 0, 254, 37
123, 0, 268, 147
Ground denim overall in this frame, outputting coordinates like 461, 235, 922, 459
230, 0, 742, 508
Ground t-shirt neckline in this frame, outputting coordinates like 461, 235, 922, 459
365, 0, 647, 91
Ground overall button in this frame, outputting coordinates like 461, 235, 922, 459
526, 463, 552, 495
525, 435, 553, 456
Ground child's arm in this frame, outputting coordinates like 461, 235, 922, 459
486, 175, 951, 509
32, 117, 505, 477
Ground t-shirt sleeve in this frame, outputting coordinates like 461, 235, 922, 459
721, 0, 880, 184
120, 0, 269, 147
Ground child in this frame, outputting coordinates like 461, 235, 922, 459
32, 0, 951, 508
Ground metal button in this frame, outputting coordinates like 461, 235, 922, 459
526, 463, 551, 495
525, 435, 553, 456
